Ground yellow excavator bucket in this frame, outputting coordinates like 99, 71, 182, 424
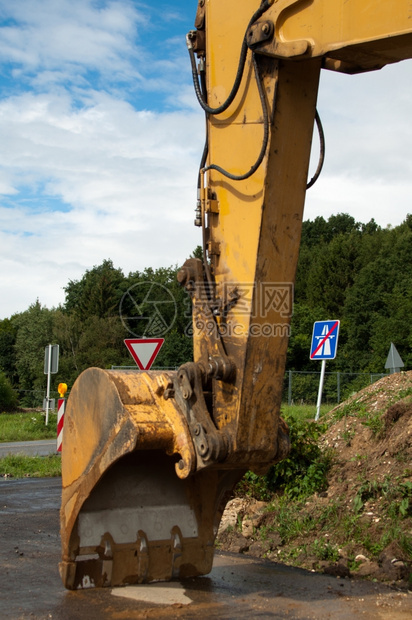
59, 368, 243, 588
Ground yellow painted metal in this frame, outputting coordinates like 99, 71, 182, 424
255, 0, 412, 72
194, 0, 320, 468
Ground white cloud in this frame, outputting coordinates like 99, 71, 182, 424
0, 0, 191, 101
0, 0, 412, 320
305, 59, 412, 226
0, 87, 204, 318
0, 0, 141, 71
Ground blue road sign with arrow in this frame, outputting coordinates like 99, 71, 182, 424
310, 320, 340, 360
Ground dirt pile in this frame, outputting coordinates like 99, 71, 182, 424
217, 371, 412, 587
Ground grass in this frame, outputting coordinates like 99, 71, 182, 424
280, 403, 332, 421
230, 396, 412, 572
258, 490, 412, 568
0, 410, 58, 442
0, 454, 61, 478
0, 410, 60, 478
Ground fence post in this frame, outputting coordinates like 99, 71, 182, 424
288, 370, 292, 406
337, 371, 341, 404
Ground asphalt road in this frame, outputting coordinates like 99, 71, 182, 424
0, 439, 57, 457
1, 477, 411, 620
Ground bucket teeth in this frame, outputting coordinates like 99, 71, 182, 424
137, 531, 149, 582
61, 527, 187, 588
171, 527, 184, 578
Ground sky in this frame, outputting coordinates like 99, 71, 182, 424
0, 0, 411, 320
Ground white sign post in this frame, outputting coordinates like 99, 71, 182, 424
310, 321, 340, 421
44, 344, 59, 425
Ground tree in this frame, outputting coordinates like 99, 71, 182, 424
326, 213, 359, 238
0, 317, 18, 385
13, 301, 56, 403
64, 259, 125, 320
52, 310, 84, 387
0, 370, 18, 411
75, 315, 129, 370
342, 222, 412, 371
305, 232, 360, 316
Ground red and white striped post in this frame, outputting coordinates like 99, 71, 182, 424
57, 398, 65, 452
57, 383, 68, 452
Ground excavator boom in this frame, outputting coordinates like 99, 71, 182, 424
60, 0, 412, 588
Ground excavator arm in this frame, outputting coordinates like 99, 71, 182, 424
60, 0, 412, 588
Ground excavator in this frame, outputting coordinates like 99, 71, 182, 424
59, 0, 412, 589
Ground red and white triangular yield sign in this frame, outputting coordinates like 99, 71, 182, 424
124, 338, 164, 370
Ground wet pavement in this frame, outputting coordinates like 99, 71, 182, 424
1, 477, 411, 619
0, 439, 57, 457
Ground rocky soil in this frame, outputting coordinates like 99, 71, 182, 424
217, 371, 412, 588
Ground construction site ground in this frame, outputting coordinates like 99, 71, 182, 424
1, 372, 412, 618
217, 371, 412, 590
0, 477, 411, 619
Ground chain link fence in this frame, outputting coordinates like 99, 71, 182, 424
283, 371, 387, 405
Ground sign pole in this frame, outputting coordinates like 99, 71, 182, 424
310, 320, 340, 422
43, 344, 59, 425
57, 383, 68, 452
45, 344, 52, 426
315, 359, 326, 421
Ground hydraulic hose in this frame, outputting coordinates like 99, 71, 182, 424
187, 0, 271, 117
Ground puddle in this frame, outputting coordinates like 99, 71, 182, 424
112, 582, 193, 605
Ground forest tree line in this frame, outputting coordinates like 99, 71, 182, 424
0, 213, 411, 408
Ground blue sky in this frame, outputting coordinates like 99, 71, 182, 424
0, 0, 411, 319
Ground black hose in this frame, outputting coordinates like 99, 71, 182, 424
203, 53, 270, 181
187, 0, 271, 117
306, 110, 325, 189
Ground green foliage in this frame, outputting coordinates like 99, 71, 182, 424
0, 411, 57, 442
265, 416, 330, 499
2, 212, 412, 405
312, 538, 340, 562
330, 398, 368, 422
0, 257, 197, 404
268, 496, 317, 543
0, 371, 18, 411
64, 259, 125, 320
0, 454, 61, 478
360, 410, 385, 437
235, 471, 274, 502
0, 317, 17, 383
13, 301, 56, 400
296, 213, 412, 373
237, 411, 331, 501
352, 476, 412, 520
